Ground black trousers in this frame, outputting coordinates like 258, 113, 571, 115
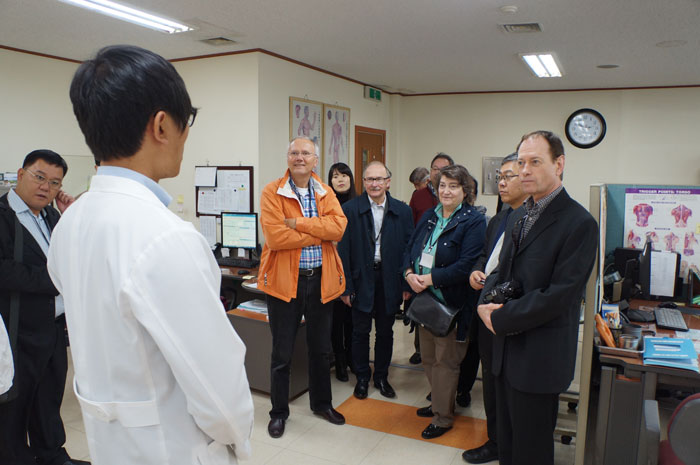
457, 338, 479, 394
351, 268, 395, 382
477, 318, 498, 443
0, 316, 70, 465
495, 374, 559, 465
267, 272, 333, 420
331, 299, 352, 367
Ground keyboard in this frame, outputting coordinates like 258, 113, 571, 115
216, 256, 260, 269
654, 308, 689, 332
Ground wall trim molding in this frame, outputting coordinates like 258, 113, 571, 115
3, 44, 700, 96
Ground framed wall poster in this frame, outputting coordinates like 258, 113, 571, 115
322, 104, 350, 174
289, 97, 323, 151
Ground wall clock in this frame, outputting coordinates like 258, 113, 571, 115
565, 108, 606, 149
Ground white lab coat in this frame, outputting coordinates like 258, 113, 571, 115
47, 175, 253, 465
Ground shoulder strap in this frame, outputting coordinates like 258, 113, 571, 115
0, 215, 23, 402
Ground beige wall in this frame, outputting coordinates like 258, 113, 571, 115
3, 47, 699, 237
395, 89, 700, 214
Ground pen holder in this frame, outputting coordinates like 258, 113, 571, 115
622, 323, 643, 338
619, 334, 640, 350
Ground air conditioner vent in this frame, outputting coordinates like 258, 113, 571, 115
501, 23, 542, 33
200, 37, 237, 46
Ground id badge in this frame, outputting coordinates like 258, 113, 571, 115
419, 252, 434, 269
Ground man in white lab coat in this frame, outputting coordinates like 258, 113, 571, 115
47, 45, 254, 465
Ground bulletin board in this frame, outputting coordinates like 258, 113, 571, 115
194, 166, 254, 217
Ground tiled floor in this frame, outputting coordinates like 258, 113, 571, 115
62, 321, 579, 464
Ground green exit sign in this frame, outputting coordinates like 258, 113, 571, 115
364, 86, 382, 102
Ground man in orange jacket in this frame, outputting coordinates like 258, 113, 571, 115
259, 137, 348, 439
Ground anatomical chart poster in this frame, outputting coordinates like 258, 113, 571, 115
624, 188, 700, 279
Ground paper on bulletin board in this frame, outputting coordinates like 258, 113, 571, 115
199, 215, 217, 247
217, 170, 251, 212
194, 166, 217, 187
197, 188, 219, 215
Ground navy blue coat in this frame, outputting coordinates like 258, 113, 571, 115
404, 204, 486, 340
338, 192, 414, 315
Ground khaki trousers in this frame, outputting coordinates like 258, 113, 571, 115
419, 326, 467, 427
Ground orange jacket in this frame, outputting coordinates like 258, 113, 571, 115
258, 170, 347, 303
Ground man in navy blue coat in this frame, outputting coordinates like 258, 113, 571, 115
338, 161, 414, 399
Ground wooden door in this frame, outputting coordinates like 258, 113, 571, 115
354, 126, 386, 196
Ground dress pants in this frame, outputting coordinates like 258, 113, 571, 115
0, 315, 70, 465
331, 299, 353, 369
477, 317, 497, 443
351, 268, 395, 382
267, 271, 333, 420
457, 337, 479, 395
419, 326, 467, 428
495, 374, 559, 465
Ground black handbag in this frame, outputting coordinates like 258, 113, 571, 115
406, 291, 459, 337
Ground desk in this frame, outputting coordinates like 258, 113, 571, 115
594, 301, 700, 465
225, 286, 310, 399
220, 266, 260, 310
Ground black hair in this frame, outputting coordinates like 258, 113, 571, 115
69, 45, 194, 162
431, 152, 455, 167
22, 149, 68, 176
501, 152, 518, 165
327, 162, 357, 204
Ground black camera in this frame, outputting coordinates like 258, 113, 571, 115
484, 281, 523, 304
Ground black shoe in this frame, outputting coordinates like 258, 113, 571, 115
456, 391, 471, 408
462, 440, 499, 464
63, 461, 91, 465
374, 379, 396, 398
268, 418, 285, 438
421, 423, 452, 439
335, 359, 349, 382
426, 392, 432, 401
354, 379, 369, 399
313, 408, 345, 425
409, 352, 422, 364
416, 405, 433, 417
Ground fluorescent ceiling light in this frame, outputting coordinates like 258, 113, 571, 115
58, 0, 193, 34
521, 53, 562, 78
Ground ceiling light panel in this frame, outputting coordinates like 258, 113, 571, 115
57, 0, 193, 34
520, 53, 563, 78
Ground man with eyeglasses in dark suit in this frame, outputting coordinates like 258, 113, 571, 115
477, 131, 597, 465
0, 150, 84, 465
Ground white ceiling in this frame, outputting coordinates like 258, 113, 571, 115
1, 0, 699, 94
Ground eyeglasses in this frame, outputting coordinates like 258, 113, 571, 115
287, 151, 317, 158
187, 108, 198, 127
363, 177, 390, 184
496, 174, 519, 183
24, 169, 62, 190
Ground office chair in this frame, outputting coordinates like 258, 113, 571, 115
658, 393, 700, 465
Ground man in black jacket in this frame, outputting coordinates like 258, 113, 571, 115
478, 132, 598, 465
461, 152, 528, 464
338, 161, 414, 400
0, 150, 85, 465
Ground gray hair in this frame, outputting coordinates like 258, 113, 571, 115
409, 166, 430, 184
287, 137, 320, 158
364, 160, 392, 178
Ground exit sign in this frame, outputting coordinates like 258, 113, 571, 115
364, 86, 382, 102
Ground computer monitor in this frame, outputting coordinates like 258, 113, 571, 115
221, 212, 258, 250
638, 240, 681, 300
